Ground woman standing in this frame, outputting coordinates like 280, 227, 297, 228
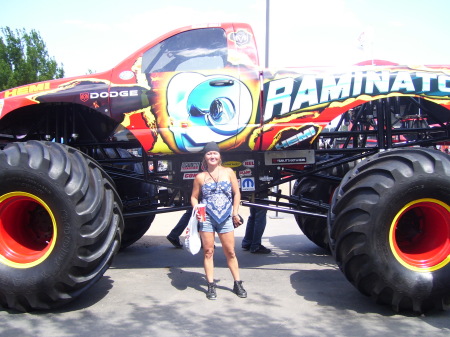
191, 142, 247, 300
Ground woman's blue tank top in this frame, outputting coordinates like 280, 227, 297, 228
201, 180, 232, 224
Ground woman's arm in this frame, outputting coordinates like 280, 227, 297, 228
228, 168, 241, 218
191, 172, 203, 208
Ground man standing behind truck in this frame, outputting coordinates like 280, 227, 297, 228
242, 207, 271, 254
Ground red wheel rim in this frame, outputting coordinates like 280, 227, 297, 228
0, 192, 56, 268
390, 199, 450, 271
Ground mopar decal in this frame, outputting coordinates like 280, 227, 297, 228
241, 177, 255, 191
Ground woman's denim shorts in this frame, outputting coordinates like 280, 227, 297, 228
200, 214, 234, 234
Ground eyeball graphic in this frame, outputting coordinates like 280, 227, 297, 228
167, 73, 252, 152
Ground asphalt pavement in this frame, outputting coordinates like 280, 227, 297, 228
0, 207, 449, 337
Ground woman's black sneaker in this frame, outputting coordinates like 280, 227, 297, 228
233, 281, 247, 298
206, 282, 217, 300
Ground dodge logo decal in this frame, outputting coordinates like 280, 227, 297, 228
80, 92, 89, 102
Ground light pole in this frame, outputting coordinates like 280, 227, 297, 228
265, 0, 270, 67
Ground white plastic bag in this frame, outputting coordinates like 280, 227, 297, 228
184, 208, 201, 255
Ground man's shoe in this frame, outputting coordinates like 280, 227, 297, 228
166, 235, 182, 248
250, 245, 271, 254
206, 282, 217, 300
241, 245, 250, 251
233, 280, 247, 298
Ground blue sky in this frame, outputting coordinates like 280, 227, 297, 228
1, 0, 449, 77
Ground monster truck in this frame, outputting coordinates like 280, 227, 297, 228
0, 23, 449, 313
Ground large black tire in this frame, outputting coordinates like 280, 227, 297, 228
120, 215, 155, 249
293, 164, 351, 251
328, 148, 450, 313
0, 141, 123, 311
293, 178, 333, 251
94, 148, 155, 249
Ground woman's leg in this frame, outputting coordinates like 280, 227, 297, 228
200, 231, 216, 282
218, 231, 240, 281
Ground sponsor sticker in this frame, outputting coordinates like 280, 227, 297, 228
264, 150, 315, 165
271, 157, 307, 164
181, 162, 200, 172
80, 92, 89, 102
3, 82, 51, 98
239, 169, 252, 177
119, 70, 135, 81
223, 161, 242, 168
243, 159, 254, 168
80, 90, 139, 101
183, 172, 199, 180
241, 177, 255, 191
229, 29, 252, 47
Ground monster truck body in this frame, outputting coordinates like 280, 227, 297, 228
0, 23, 449, 312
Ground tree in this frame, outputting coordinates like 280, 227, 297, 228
0, 27, 64, 91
